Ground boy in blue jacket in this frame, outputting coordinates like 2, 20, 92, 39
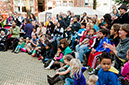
96, 52, 120, 85
87, 29, 111, 69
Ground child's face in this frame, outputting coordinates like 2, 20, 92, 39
110, 27, 115, 36
99, 32, 105, 39
89, 29, 95, 35
86, 25, 90, 31
58, 48, 62, 53
96, 32, 100, 38
1, 31, 5, 36
32, 34, 36, 39
81, 25, 85, 29
64, 59, 70, 65
100, 58, 112, 71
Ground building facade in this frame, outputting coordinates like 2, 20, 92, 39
0, 0, 94, 16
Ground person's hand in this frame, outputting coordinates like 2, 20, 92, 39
89, 47, 91, 49
105, 43, 115, 51
56, 71, 59, 75
91, 48, 96, 53
119, 77, 129, 85
75, 39, 78, 41
56, 67, 62, 72
79, 42, 82, 45
54, 57, 57, 60
30, 40, 33, 43
101, 26, 106, 29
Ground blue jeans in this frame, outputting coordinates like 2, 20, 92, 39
75, 44, 88, 62
64, 78, 74, 85
71, 34, 77, 50
52, 36, 63, 46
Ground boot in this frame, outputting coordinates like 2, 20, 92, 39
45, 60, 55, 70
47, 74, 59, 80
47, 76, 60, 85
53, 76, 61, 85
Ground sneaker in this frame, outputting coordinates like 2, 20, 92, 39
45, 67, 50, 70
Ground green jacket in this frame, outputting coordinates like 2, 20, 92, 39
60, 46, 72, 63
0, 20, 6, 28
9, 26, 20, 38
62, 46, 72, 56
18, 42, 25, 48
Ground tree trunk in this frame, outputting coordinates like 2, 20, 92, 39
93, 0, 96, 10
26, 0, 30, 15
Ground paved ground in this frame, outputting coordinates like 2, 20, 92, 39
0, 50, 89, 85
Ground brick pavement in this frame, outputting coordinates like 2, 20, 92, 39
0, 50, 89, 85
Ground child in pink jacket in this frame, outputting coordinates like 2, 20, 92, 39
45, 45, 63, 69
121, 49, 129, 81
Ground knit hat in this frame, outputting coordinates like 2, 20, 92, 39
118, 4, 128, 11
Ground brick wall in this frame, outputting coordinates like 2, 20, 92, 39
0, 1, 10, 15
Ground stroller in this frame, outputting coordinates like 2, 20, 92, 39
0, 28, 9, 51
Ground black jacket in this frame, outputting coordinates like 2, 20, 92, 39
113, 13, 129, 24
71, 21, 81, 35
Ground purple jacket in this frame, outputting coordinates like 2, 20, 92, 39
73, 67, 87, 85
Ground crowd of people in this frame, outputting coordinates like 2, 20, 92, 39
0, 4, 129, 85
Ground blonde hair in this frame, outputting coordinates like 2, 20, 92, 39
88, 75, 98, 84
70, 59, 82, 79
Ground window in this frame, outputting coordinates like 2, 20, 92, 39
14, 0, 34, 13
56, 1, 61, 6
69, 1, 73, 7
63, 1, 67, 6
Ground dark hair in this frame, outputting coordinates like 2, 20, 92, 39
100, 52, 113, 62
103, 14, 112, 25
81, 23, 86, 27
99, 29, 108, 36
26, 19, 30, 23
121, 24, 129, 37
45, 40, 52, 49
112, 24, 121, 34
58, 45, 64, 51
30, 13, 36, 20
60, 38, 69, 48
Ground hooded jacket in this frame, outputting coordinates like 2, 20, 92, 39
96, 66, 120, 85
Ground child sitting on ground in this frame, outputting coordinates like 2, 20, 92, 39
14, 37, 25, 53
26, 33, 39, 54
96, 52, 120, 85
87, 75, 98, 85
47, 54, 73, 85
45, 45, 63, 69
69, 59, 87, 85
31, 34, 45, 57
21, 37, 30, 52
